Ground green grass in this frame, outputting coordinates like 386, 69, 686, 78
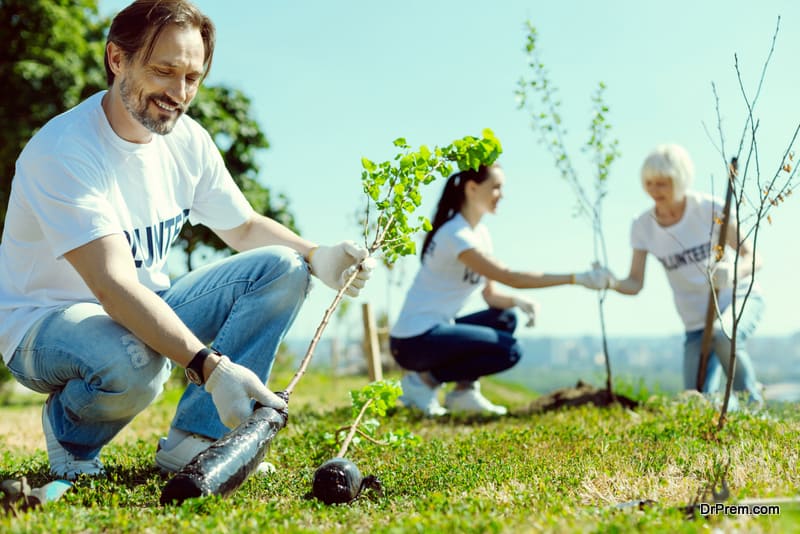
1, 369, 799, 533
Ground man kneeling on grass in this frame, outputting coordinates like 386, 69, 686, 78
0, 0, 373, 480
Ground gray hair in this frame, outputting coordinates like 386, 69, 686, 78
640, 143, 694, 198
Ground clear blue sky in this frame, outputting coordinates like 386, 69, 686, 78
102, 0, 800, 341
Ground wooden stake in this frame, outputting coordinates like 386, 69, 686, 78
697, 158, 737, 390
361, 302, 383, 382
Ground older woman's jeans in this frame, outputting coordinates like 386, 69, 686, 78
683, 289, 764, 407
390, 308, 522, 383
7, 246, 309, 460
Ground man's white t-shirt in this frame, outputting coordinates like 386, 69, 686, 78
390, 214, 491, 338
0, 91, 254, 361
630, 190, 757, 331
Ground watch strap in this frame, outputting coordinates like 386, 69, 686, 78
186, 347, 217, 385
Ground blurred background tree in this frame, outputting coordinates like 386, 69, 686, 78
182, 85, 298, 270
0, 0, 107, 237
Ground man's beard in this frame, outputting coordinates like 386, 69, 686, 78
120, 76, 184, 135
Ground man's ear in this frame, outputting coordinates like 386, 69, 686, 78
106, 42, 126, 77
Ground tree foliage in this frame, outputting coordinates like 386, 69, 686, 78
360, 129, 503, 263
0, 0, 296, 271
183, 85, 299, 270
703, 17, 798, 426
0, 0, 107, 236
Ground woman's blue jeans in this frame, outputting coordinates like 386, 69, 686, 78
7, 246, 309, 459
390, 308, 521, 383
684, 290, 764, 406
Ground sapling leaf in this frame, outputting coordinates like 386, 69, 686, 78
350, 379, 403, 419
361, 157, 376, 173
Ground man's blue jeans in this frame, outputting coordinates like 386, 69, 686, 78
390, 308, 522, 383
7, 246, 309, 459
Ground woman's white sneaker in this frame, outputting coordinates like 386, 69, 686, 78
399, 372, 448, 417
444, 382, 507, 415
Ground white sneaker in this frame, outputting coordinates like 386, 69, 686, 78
155, 434, 276, 475
444, 382, 508, 415
42, 403, 105, 480
399, 372, 448, 417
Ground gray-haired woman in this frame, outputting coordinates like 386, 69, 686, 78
607, 143, 764, 408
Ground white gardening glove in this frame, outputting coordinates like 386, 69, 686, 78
204, 355, 287, 429
711, 260, 735, 290
309, 241, 375, 297
574, 263, 616, 290
512, 296, 539, 327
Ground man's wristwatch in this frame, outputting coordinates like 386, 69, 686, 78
185, 347, 220, 386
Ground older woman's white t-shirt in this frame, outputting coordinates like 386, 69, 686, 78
630, 190, 757, 331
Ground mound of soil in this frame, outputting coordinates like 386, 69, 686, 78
518, 380, 640, 414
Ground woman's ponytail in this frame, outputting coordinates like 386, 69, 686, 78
420, 165, 491, 259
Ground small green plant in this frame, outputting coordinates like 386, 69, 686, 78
516, 22, 619, 396
326, 379, 420, 454
311, 380, 419, 504
359, 129, 503, 263
296, 131, 501, 505
286, 129, 503, 394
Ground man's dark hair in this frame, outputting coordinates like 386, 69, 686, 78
104, 0, 216, 86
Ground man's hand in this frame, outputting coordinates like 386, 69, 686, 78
204, 356, 287, 428
575, 264, 617, 290
711, 261, 735, 290
512, 296, 539, 327
309, 241, 375, 297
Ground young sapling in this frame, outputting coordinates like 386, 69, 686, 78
311, 379, 410, 504
516, 22, 620, 398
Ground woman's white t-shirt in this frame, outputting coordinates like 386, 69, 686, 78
391, 214, 492, 338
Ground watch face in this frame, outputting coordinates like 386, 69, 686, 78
185, 368, 203, 385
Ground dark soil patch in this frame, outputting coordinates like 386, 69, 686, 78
517, 380, 640, 415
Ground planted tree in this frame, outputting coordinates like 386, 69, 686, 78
160, 129, 503, 504
700, 17, 798, 427
311, 379, 418, 504
515, 22, 620, 397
